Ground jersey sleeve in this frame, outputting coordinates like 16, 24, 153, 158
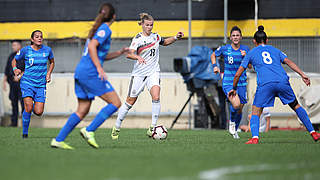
158, 34, 165, 45
129, 35, 140, 50
240, 52, 251, 68
279, 50, 288, 63
14, 47, 26, 61
48, 47, 54, 59
93, 25, 112, 45
245, 46, 250, 53
214, 45, 225, 57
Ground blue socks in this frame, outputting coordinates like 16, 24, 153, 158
229, 104, 242, 130
55, 104, 118, 142
295, 107, 314, 133
86, 104, 118, 132
250, 115, 260, 137
22, 111, 31, 135
235, 113, 242, 130
56, 113, 81, 142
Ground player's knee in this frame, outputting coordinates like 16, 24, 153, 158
24, 104, 33, 113
126, 96, 136, 105
33, 109, 44, 116
113, 100, 121, 108
288, 99, 299, 110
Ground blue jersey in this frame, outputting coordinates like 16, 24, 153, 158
75, 23, 112, 79
215, 44, 250, 87
241, 44, 288, 86
15, 45, 54, 88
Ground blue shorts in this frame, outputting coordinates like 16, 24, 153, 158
75, 77, 115, 100
253, 82, 296, 108
20, 83, 46, 103
223, 85, 247, 104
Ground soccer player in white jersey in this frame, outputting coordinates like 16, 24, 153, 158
111, 13, 184, 139
244, 107, 271, 132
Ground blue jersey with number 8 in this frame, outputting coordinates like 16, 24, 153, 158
241, 44, 288, 86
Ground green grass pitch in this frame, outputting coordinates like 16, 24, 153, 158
0, 127, 319, 180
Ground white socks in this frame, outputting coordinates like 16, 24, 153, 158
115, 102, 132, 129
115, 100, 160, 129
151, 100, 161, 127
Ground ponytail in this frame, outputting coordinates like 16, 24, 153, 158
254, 25, 267, 44
88, 3, 115, 39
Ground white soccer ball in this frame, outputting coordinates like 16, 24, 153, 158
152, 125, 168, 140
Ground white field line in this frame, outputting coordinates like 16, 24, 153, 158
199, 163, 299, 180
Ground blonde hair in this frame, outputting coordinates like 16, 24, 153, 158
138, 13, 154, 26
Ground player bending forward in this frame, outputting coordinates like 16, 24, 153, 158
229, 25, 320, 144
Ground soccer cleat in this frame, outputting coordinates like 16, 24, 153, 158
50, 138, 74, 150
311, 132, 320, 142
111, 126, 120, 140
232, 132, 240, 139
146, 126, 154, 137
229, 121, 236, 135
80, 127, 99, 148
22, 134, 28, 139
245, 137, 259, 144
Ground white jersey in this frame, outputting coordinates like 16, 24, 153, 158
259, 107, 271, 132
129, 32, 164, 76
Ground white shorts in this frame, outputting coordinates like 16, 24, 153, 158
127, 71, 160, 97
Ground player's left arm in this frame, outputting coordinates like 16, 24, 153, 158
46, 58, 55, 83
105, 47, 130, 61
283, 58, 310, 86
161, 32, 184, 46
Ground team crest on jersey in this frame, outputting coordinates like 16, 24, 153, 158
97, 30, 105, 37
43, 53, 46, 57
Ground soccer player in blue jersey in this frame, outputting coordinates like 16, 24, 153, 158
12, 30, 55, 138
230, 25, 320, 144
51, 3, 129, 149
211, 26, 250, 139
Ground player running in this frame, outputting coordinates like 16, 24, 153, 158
12, 30, 55, 138
51, 3, 129, 149
111, 13, 184, 139
229, 25, 320, 144
211, 26, 250, 139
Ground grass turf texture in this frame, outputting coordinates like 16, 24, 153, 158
0, 127, 319, 180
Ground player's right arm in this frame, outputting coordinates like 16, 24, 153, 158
126, 35, 146, 64
211, 46, 224, 74
12, 48, 24, 78
126, 49, 146, 64
210, 52, 220, 74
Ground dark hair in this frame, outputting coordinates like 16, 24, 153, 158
254, 25, 267, 44
11, 39, 22, 44
88, 3, 115, 39
30, 30, 42, 45
230, 26, 242, 36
